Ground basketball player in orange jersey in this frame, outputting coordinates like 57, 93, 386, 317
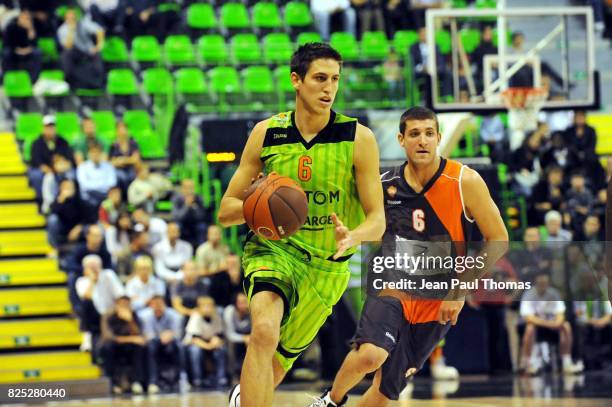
218, 43, 385, 407
310, 107, 509, 406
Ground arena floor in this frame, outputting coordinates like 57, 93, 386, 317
39, 371, 612, 407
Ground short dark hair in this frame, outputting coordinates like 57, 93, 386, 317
399, 107, 439, 134
511, 32, 524, 42
290, 42, 342, 79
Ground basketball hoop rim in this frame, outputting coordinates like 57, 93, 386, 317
501, 87, 549, 110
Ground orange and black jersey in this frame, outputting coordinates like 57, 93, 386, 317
380, 158, 474, 245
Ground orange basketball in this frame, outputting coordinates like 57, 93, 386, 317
243, 173, 308, 240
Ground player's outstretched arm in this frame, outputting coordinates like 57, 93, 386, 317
334, 124, 385, 258
217, 120, 267, 227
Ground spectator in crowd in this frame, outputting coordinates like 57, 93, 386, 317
41, 154, 76, 214
410, 26, 449, 98
530, 166, 566, 225
29, 115, 75, 200
47, 179, 86, 250
100, 296, 146, 394
195, 225, 229, 277
171, 178, 209, 248
564, 110, 597, 162
128, 164, 157, 213
76, 141, 117, 213
57, 7, 105, 89
116, 228, 151, 278
510, 227, 553, 283
591, 187, 607, 227
20, 0, 58, 37
124, 0, 180, 42
565, 172, 594, 234
125, 255, 165, 311
105, 211, 132, 264
384, 0, 410, 36
543, 210, 572, 244
98, 186, 125, 229
172, 261, 208, 319
152, 222, 193, 285
578, 215, 604, 263
510, 130, 544, 197
351, 0, 385, 36
132, 207, 167, 246
76, 254, 124, 353
223, 292, 251, 378
208, 254, 243, 308
138, 295, 186, 393
311, 0, 357, 41
382, 49, 403, 100
84, 0, 126, 36
519, 272, 583, 374
73, 116, 108, 165
588, 0, 606, 33
471, 25, 497, 89
409, 0, 444, 29
184, 296, 228, 387
109, 121, 141, 191
66, 224, 113, 275
538, 104, 574, 134
540, 131, 577, 173
2, 9, 41, 81
479, 113, 507, 163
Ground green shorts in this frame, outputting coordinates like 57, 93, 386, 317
242, 237, 350, 372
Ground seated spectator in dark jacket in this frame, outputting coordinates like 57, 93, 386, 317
410, 0, 444, 29
124, 0, 180, 42
57, 7, 105, 89
385, 0, 411, 36
540, 131, 578, 173
208, 254, 243, 308
41, 155, 76, 215
171, 179, 209, 248
20, 0, 59, 37
100, 296, 146, 395
184, 296, 227, 388
28, 115, 75, 200
510, 131, 545, 197
564, 110, 597, 162
172, 261, 208, 318
529, 166, 566, 225
85, 0, 126, 36
223, 292, 251, 377
410, 27, 449, 97
47, 179, 86, 249
509, 227, 553, 283
109, 121, 141, 192
472, 25, 497, 90
2, 9, 42, 81
66, 224, 113, 275
76, 254, 124, 353
564, 172, 594, 235
138, 295, 186, 393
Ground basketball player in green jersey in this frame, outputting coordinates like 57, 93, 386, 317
218, 43, 386, 407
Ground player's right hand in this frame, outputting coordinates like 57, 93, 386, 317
437, 300, 464, 325
332, 213, 354, 260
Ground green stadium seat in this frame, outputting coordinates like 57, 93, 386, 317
330, 32, 359, 61
186, 3, 217, 31
3, 71, 33, 98
39, 70, 64, 82
175, 68, 208, 94
242, 66, 275, 110
101, 37, 129, 64
15, 113, 42, 141
209, 66, 240, 94
131, 36, 161, 64
393, 30, 419, 57
122, 110, 152, 137
253, 2, 282, 31
55, 112, 80, 144
361, 31, 390, 61
231, 34, 262, 65
274, 66, 295, 109
197, 35, 229, 65
164, 35, 196, 66
221, 2, 250, 31
284, 1, 313, 31
476, 0, 497, 8
460, 29, 481, 53
296, 31, 322, 46
142, 68, 173, 95
263, 33, 293, 64
436, 31, 452, 55
106, 69, 138, 96
451, 0, 468, 7
90, 111, 116, 144
37, 38, 58, 62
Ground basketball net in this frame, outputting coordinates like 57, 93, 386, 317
501, 87, 548, 133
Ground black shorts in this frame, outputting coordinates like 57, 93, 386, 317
535, 326, 560, 343
352, 296, 452, 400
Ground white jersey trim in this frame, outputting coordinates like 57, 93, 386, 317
458, 165, 476, 224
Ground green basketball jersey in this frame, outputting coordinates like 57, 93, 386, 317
259, 110, 365, 260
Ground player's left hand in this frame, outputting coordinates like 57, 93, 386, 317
437, 299, 465, 325
331, 213, 354, 260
